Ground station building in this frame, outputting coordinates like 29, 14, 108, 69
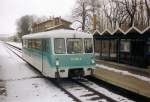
32, 17, 73, 33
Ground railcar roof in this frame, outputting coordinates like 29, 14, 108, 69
22, 29, 92, 39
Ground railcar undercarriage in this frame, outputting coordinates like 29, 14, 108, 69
68, 68, 84, 78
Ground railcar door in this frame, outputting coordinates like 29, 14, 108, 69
41, 39, 50, 73
34, 39, 43, 71
41, 39, 45, 73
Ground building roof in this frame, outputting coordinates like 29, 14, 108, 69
142, 26, 150, 34
32, 17, 72, 27
92, 26, 150, 38
46, 24, 74, 31
101, 29, 112, 36
93, 30, 101, 36
112, 27, 125, 35
125, 26, 142, 35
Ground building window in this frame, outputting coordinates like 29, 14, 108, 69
120, 39, 130, 52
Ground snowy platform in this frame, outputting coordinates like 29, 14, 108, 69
0, 42, 74, 102
94, 60, 150, 98
6, 42, 22, 49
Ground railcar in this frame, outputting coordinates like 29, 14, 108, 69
22, 29, 95, 78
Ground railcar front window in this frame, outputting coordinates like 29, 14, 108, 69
67, 38, 83, 54
84, 38, 93, 53
54, 38, 66, 54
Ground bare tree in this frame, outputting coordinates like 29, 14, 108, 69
72, 0, 89, 31
96, 6, 104, 32
72, 0, 102, 31
16, 15, 35, 38
145, 0, 150, 25
103, 0, 113, 30
86, 0, 101, 30
111, 0, 128, 29
71, 0, 149, 32
120, 0, 137, 27
134, 0, 145, 30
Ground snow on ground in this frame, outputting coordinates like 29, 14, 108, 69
96, 64, 150, 83
6, 42, 22, 49
5, 78, 73, 102
0, 42, 74, 102
79, 79, 135, 102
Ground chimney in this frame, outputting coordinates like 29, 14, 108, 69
93, 14, 96, 30
49, 16, 51, 20
59, 16, 62, 24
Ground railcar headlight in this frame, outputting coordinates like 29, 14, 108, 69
91, 59, 95, 64
56, 58, 59, 66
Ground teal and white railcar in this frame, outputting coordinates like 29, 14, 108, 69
22, 29, 95, 78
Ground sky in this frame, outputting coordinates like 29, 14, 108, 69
0, 0, 76, 35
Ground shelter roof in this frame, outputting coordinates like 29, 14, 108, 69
101, 29, 111, 36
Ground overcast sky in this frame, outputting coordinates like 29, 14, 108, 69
0, 0, 76, 35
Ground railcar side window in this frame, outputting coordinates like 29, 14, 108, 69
54, 38, 66, 54
35, 40, 42, 50
28, 39, 32, 48
23, 39, 28, 48
23, 40, 26, 48
25, 40, 28, 48
32, 39, 36, 48
67, 38, 83, 54
84, 38, 93, 53
43, 40, 46, 52
42, 39, 49, 52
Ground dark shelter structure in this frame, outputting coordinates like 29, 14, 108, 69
112, 28, 125, 63
93, 29, 117, 61
93, 30, 101, 58
93, 26, 150, 68
143, 26, 150, 68
120, 27, 145, 67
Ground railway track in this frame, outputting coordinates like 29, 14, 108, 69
5, 43, 22, 58
51, 78, 121, 102
5, 43, 136, 102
